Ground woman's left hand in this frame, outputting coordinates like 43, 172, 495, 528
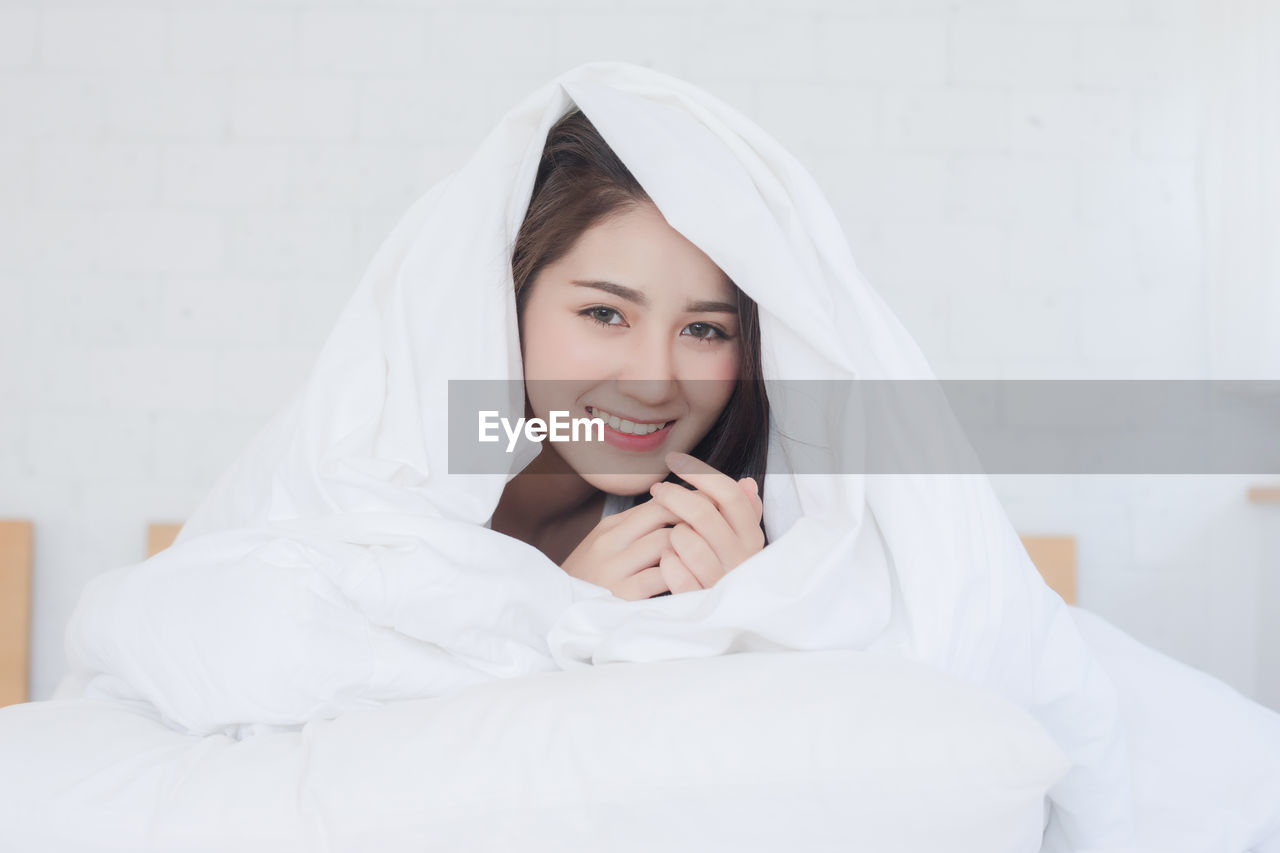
646, 451, 765, 594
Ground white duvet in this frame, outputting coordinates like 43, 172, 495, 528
3, 607, 1278, 852
16, 61, 1277, 851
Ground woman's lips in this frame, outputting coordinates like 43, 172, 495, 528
585, 406, 675, 453
586, 405, 672, 426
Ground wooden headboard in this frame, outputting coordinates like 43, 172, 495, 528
0, 521, 32, 708
1020, 535, 1077, 605
148, 523, 183, 559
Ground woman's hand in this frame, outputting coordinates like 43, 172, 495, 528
646, 451, 765, 594
560, 452, 764, 600
559, 498, 684, 601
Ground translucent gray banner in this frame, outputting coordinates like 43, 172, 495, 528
447, 380, 1280, 475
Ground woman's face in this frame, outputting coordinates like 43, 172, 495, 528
520, 201, 740, 495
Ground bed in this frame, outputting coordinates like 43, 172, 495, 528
1, 516, 1279, 852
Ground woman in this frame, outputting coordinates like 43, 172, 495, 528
61, 62, 1133, 850
492, 108, 769, 600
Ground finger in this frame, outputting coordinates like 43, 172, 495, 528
665, 453, 762, 543
658, 547, 703, 595
613, 566, 670, 601
613, 527, 673, 578
649, 482, 745, 569
605, 496, 682, 543
740, 478, 765, 542
669, 523, 727, 588
739, 478, 764, 518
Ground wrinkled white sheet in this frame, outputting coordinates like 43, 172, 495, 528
60, 62, 1136, 849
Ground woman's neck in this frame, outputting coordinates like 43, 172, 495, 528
489, 445, 605, 560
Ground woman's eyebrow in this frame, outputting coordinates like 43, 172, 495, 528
685, 298, 738, 314
571, 279, 738, 314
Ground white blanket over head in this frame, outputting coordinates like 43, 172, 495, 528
62, 62, 1134, 851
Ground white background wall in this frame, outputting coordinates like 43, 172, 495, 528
0, 0, 1275, 706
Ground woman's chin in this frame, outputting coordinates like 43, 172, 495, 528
581, 471, 668, 498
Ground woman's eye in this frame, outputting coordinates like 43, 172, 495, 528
683, 322, 729, 343
580, 308, 731, 343
581, 306, 624, 327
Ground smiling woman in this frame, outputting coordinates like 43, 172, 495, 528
491, 109, 771, 597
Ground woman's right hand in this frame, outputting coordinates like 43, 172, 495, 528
560, 498, 683, 601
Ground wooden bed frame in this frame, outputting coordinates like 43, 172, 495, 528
0, 521, 32, 708
0, 517, 1098, 709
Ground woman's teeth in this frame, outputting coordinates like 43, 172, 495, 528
587, 406, 670, 436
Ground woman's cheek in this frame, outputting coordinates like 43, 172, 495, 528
715, 346, 740, 381
694, 344, 740, 383
562, 332, 613, 374
526, 318, 603, 380
708, 347, 741, 414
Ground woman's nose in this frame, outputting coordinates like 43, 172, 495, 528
615, 331, 678, 403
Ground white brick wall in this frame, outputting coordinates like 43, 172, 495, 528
2, 0, 1274, 708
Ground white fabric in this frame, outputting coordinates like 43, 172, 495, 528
61, 61, 1133, 849
1069, 607, 1280, 852
2, 650, 1072, 853
11, 607, 1278, 852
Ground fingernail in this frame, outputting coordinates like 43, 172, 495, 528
666, 451, 690, 472
748, 478, 759, 495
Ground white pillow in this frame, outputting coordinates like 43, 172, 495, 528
0, 650, 1067, 853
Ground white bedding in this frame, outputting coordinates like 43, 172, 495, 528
1068, 609, 1280, 853
1, 607, 1278, 853
4, 650, 1067, 853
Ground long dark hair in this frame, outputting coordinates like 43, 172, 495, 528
511, 108, 770, 540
